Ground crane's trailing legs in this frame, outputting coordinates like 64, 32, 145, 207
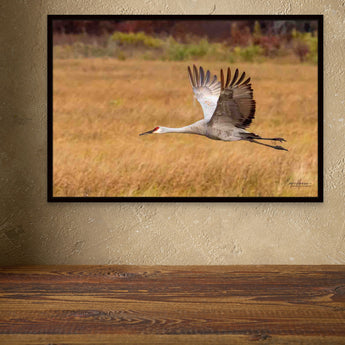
247, 139, 288, 151
255, 137, 286, 142
240, 132, 287, 151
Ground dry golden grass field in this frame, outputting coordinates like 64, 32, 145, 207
53, 59, 318, 197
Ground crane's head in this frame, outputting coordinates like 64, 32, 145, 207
139, 126, 161, 136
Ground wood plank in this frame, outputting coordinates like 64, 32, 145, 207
2, 334, 345, 345
0, 266, 344, 344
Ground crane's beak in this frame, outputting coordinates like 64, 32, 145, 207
139, 129, 155, 136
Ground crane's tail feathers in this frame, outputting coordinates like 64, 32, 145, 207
246, 139, 288, 151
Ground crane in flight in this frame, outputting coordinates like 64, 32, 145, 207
139, 65, 287, 151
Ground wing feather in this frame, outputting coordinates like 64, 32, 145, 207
193, 65, 199, 87
225, 67, 231, 88
209, 75, 218, 87
187, 66, 195, 87
220, 69, 224, 90
230, 68, 239, 86
187, 65, 221, 121
243, 77, 251, 85
208, 67, 256, 130
204, 70, 210, 84
235, 71, 245, 85
199, 66, 204, 85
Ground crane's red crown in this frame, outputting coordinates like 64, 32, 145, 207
153, 127, 160, 131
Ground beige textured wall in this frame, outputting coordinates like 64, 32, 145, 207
0, 0, 344, 265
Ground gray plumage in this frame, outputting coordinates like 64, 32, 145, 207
140, 65, 287, 151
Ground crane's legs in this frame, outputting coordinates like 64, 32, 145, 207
241, 132, 286, 143
255, 137, 286, 143
247, 139, 288, 151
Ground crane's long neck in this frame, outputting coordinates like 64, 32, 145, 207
161, 126, 193, 133
159, 120, 206, 136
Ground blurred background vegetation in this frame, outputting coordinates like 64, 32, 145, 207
53, 19, 318, 64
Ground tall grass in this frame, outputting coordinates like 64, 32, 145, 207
53, 59, 318, 197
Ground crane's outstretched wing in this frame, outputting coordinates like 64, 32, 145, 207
208, 67, 255, 130
187, 65, 221, 121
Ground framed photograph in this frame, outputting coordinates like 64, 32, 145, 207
48, 15, 323, 202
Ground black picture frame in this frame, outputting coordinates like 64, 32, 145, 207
48, 14, 323, 202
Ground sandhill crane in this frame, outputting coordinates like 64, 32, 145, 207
140, 65, 287, 151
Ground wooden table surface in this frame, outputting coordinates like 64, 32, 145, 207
0, 265, 345, 344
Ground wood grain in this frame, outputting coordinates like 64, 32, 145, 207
0, 266, 344, 344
